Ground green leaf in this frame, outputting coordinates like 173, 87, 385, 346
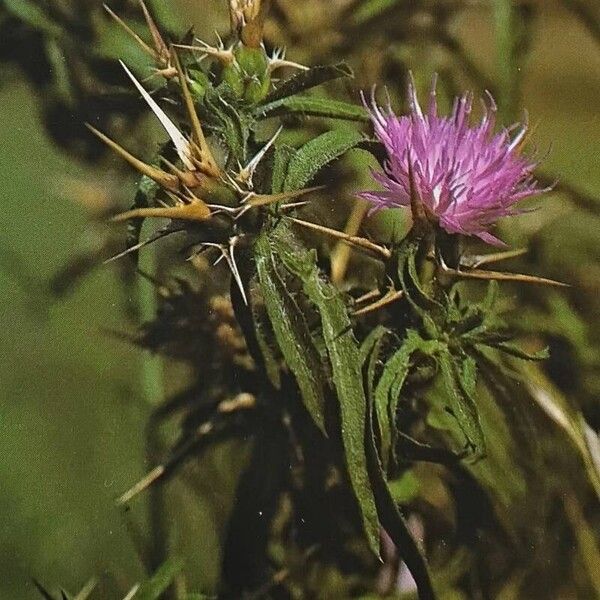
274, 226, 380, 557
270, 144, 297, 194
4, 0, 61, 37
521, 364, 600, 498
374, 332, 441, 468
494, 342, 549, 361
437, 350, 486, 458
395, 235, 444, 325
256, 95, 369, 122
145, 0, 182, 32
364, 384, 437, 600
248, 276, 282, 389
205, 89, 250, 164
459, 355, 478, 399
283, 128, 363, 191
255, 233, 327, 434
359, 326, 391, 395
373, 334, 417, 469
406, 244, 443, 311
360, 327, 393, 443
261, 63, 354, 105
134, 557, 184, 600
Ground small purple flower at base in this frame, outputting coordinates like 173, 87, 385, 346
358, 75, 547, 246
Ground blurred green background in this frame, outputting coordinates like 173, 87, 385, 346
0, 0, 598, 598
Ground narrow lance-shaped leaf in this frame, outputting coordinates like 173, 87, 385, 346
360, 327, 392, 427
255, 95, 370, 122
283, 128, 363, 192
373, 337, 416, 470
359, 326, 391, 385
362, 365, 437, 600
274, 226, 380, 557
260, 62, 354, 105
520, 363, 600, 498
248, 276, 282, 390
437, 350, 486, 458
254, 232, 327, 434
493, 342, 549, 361
270, 144, 297, 194
374, 332, 442, 469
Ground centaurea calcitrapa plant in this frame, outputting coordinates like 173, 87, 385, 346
58, 1, 598, 599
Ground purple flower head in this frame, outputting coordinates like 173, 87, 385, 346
359, 75, 545, 245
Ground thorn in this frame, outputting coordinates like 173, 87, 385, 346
237, 126, 283, 188
120, 60, 196, 170
103, 228, 182, 264
173, 43, 235, 64
222, 171, 247, 195
331, 199, 368, 284
353, 289, 404, 316
460, 248, 527, 269
245, 185, 323, 207
268, 57, 309, 73
171, 48, 220, 176
439, 256, 568, 287
117, 465, 166, 505
233, 204, 254, 220
206, 203, 240, 216
196, 239, 248, 304
85, 124, 178, 189
103, 4, 157, 59
137, 0, 169, 62
279, 200, 310, 211
288, 217, 392, 259
227, 236, 248, 305
159, 156, 200, 188
110, 199, 212, 223
147, 65, 178, 80
354, 288, 382, 306
123, 584, 141, 600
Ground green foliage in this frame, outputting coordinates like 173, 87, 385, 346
6, 0, 600, 599
283, 128, 364, 191
260, 63, 354, 104
134, 557, 184, 600
272, 225, 381, 557
256, 95, 370, 122
4, 0, 61, 36
254, 232, 327, 434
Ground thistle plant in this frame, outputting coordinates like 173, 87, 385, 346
7, 1, 600, 599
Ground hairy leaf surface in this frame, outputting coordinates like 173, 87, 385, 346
261, 63, 353, 105
256, 95, 369, 122
283, 128, 363, 191
274, 226, 380, 556
255, 232, 327, 433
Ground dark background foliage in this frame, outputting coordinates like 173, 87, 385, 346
0, 0, 598, 598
